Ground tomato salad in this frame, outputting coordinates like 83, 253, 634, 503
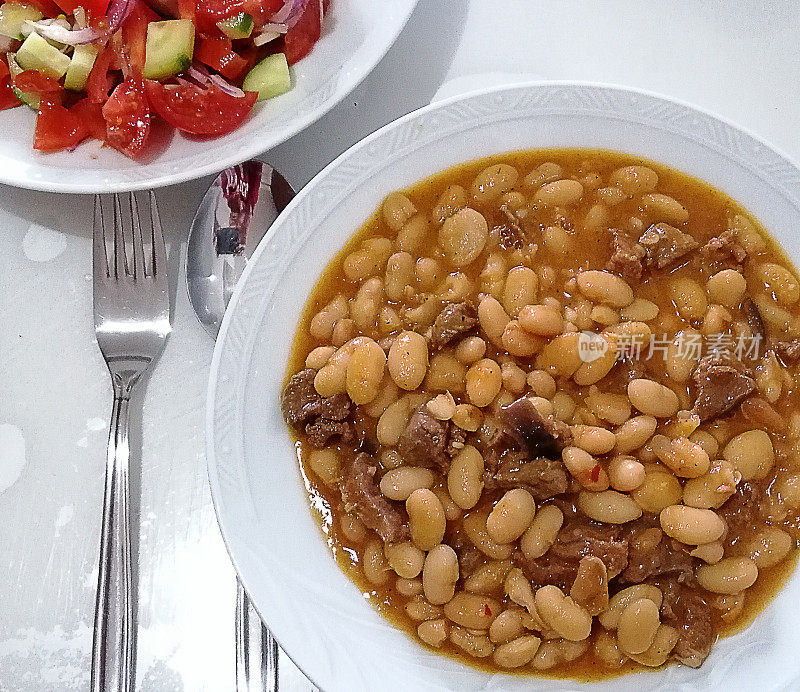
0, 0, 327, 155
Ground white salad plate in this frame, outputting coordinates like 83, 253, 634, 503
207, 82, 800, 692
0, 0, 418, 193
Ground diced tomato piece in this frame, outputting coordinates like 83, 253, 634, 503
0, 78, 21, 111
176, 0, 195, 18
194, 0, 283, 35
234, 45, 260, 75
70, 98, 107, 140
195, 38, 248, 80
122, 0, 160, 73
284, 0, 321, 65
0, 60, 9, 82
144, 79, 256, 136
261, 0, 284, 14
87, 46, 117, 103
20, 0, 62, 15
12, 70, 62, 94
260, 0, 284, 17
102, 77, 150, 156
34, 95, 89, 152
53, 0, 111, 19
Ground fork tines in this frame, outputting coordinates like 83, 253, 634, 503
93, 192, 167, 283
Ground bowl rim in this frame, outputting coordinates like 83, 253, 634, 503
0, 0, 419, 194
206, 79, 800, 690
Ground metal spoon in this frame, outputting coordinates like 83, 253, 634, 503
187, 160, 295, 692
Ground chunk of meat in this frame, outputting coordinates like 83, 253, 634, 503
448, 528, 484, 576
616, 355, 646, 384
740, 396, 785, 434
659, 582, 714, 668
774, 340, 800, 365
699, 229, 747, 266
500, 397, 572, 460
717, 483, 761, 550
282, 369, 353, 446
487, 455, 569, 501
638, 222, 699, 269
352, 409, 379, 454
282, 369, 352, 425
691, 355, 755, 421
340, 454, 409, 543
306, 418, 351, 447
498, 205, 526, 249
742, 297, 767, 345
606, 230, 645, 282
429, 301, 478, 350
475, 421, 517, 473
622, 532, 695, 584
397, 407, 450, 470
447, 424, 467, 458
551, 496, 580, 522
518, 519, 629, 590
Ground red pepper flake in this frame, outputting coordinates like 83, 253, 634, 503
590, 464, 601, 483
484, 604, 492, 616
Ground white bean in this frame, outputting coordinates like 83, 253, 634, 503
438, 208, 489, 267
576, 270, 634, 308
487, 489, 537, 544
422, 544, 460, 604
659, 505, 725, 545
578, 490, 642, 524
406, 489, 446, 550
447, 445, 485, 509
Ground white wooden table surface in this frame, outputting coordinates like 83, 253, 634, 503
2, 1, 799, 689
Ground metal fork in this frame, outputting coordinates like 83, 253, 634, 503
91, 192, 171, 692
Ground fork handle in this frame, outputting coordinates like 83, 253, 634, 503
92, 393, 135, 692
236, 580, 279, 692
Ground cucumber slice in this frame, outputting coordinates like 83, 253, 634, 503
64, 43, 99, 91
242, 53, 291, 102
142, 19, 195, 80
0, 2, 42, 40
16, 31, 70, 79
6, 53, 39, 109
217, 12, 253, 39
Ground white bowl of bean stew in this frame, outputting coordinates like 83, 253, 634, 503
207, 82, 800, 691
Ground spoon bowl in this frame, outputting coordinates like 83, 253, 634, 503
187, 161, 294, 337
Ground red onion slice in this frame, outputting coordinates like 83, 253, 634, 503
106, 0, 135, 31
25, 19, 104, 45
270, 0, 296, 23
209, 73, 246, 98
187, 64, 211, 83
23, 0, 133, 46
186, 66, 245, 98
261, 22, 288, 33
253, 29, 280, 46
284, 0, 311, 28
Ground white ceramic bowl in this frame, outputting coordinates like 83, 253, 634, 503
207, 82, 800, 692
0, 0, 417, 193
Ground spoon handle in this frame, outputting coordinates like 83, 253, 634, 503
236, 579, 278, 692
